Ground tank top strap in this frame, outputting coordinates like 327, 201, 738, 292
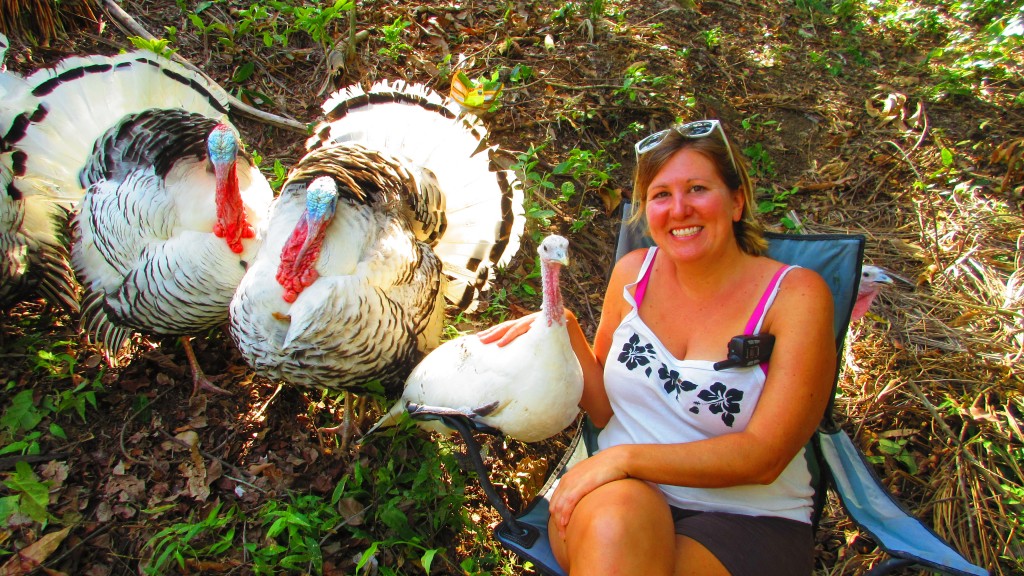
745, 264, 799, 334
630, 247, 659, 308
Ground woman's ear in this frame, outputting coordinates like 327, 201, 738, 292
731, 188, 744, 222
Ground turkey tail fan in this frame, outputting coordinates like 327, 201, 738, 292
309, 80, 526, 311
0, 59, 81, 314
79, 288, 132, 364
7, 50, 232, 204
0, 149, 80, 313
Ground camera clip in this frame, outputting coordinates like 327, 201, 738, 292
712, 333, 775, 371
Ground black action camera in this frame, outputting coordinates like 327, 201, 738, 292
712, 334, 775, 371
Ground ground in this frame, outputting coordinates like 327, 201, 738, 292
1, 0, 1023, 575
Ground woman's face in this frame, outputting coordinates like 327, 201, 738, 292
644, 148, 744, 262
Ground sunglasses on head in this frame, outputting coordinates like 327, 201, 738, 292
634, 119, 739, 176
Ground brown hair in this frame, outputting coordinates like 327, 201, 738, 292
629, 123, 767, 255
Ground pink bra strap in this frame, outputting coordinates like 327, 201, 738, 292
745, 265, 792, 334
634, 248, 657, 306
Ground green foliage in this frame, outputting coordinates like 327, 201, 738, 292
553, 148, 619, 196
139, 423, 480, 575
0, 338, 103, 457
0, 461, 52, 526
127, 35, 176, 56
378, 18, 412, 61
742, 143, 776, 178
481, 288, 511, 323
511, 144, 558, 227
614, 63, 669, 104
756, 186, 801, 231
867, 437, 919, 474
700, 26, 723, 49
270, 0, 355, 47
144, 501, 241, 574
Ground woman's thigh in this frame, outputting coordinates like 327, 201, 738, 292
549, 478, 675, 575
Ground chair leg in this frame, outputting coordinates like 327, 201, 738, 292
444, 416, 539, 547
864, 557, 916, 575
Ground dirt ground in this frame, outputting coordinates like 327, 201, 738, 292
2, 0, 1023, 574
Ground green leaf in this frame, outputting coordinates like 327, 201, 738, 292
940, 147, 954, 167
4, 461, 50, 523
232, 62, 256, 83
2, 389, 43, 433
356, 542, 379, 573
421, 548, 439, 572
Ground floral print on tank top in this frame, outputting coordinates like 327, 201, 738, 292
617, 332, 745, 427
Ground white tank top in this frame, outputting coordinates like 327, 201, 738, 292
598, 247, 815, 523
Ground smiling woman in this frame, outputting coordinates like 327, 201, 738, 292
480, 118, 836, 576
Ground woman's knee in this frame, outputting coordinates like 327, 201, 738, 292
568, 479, 674, 544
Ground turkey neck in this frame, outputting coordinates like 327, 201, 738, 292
541, 258, 564, 326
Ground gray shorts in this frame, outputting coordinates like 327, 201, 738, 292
671, 507, 814, 576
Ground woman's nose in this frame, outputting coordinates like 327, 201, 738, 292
670, 193, 693, 216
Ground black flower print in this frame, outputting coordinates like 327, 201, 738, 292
659, 364, 697, 399
618, 333, 656, 377
688, 382, 744, 427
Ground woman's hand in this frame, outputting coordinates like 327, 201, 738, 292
548, 446, 630, 539
477, 312, 540, 346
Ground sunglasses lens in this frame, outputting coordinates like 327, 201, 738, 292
680, 121, 715, 137
635, 130, 668, 155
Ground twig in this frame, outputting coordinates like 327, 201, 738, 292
0, 453, 72, 471
99, 0, 307, 133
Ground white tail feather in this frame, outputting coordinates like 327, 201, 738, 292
309, 81, 526, 309
14, 51, 231, 200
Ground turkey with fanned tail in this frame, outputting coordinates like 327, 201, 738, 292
229, 80, 526, 440
7, 50, 274, 395
0, 33, 79, 315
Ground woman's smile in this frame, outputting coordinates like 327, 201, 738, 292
671, 226, 702, 238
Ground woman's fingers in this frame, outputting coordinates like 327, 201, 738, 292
477, 313, 538, 346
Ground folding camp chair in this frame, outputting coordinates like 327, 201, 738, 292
411, 202, 988, 576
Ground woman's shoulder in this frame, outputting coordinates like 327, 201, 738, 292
772, 261, 834, 315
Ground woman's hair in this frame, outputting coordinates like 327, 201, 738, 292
629, 123, 767, 255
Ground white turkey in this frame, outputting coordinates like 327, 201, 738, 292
229, 80, 526, 440
852, 264, 894, 322
0, 34, 79, 314
368, 234, 584, 443
8, 50, 274, 395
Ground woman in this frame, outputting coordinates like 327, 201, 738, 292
479, 119, 836, 575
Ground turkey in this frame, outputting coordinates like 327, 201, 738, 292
229, 80, 526, 441
852, 264, 894, 322
0, 34, 79, 314
368, 234, 584, 443
8, 50, 274, 395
